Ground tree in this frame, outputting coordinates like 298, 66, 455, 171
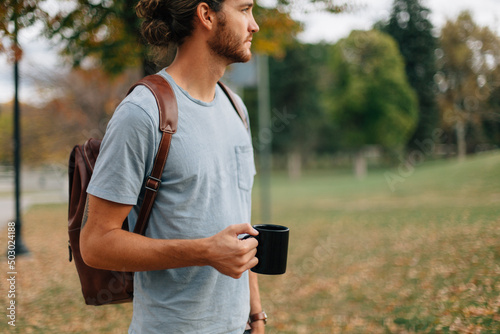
436, 11, 500, 160
0, 0, 44, 62
483, 85, 500, 149
43, 0, 149, 75
381, 0, 439, 151
325, 30, 418, 178
267, 43, 331, 178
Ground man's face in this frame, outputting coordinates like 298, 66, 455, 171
207, 0, 259, 64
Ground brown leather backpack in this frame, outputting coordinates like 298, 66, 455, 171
68, 74, 248, 305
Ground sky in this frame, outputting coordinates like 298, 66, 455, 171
1, 0, 499, 104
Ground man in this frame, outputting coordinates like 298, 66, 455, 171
80, 0, 265, 332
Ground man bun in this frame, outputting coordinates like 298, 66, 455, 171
136, 0, 217, 46
136, 0, 174, 46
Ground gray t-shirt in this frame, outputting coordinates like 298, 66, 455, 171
87, 70, 256, 334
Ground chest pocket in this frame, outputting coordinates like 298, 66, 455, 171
235, 145, 256, 191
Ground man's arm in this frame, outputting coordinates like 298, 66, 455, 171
80, 194, 259, 279
249, 271, 265, 333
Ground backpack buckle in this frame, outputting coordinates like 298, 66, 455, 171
145, 175, 162, 193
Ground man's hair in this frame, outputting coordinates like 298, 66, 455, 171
136, 0, 224, 47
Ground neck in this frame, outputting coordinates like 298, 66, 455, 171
166, 39, 229, 102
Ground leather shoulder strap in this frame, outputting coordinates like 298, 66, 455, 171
127, 75, 178, 133
218, 81, 249, 130
126, 74, 177, 235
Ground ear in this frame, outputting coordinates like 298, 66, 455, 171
196, 2, 216, 31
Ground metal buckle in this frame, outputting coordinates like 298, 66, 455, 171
145, 175, 162, 193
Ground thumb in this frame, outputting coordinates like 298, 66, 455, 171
232, 223, 258, 236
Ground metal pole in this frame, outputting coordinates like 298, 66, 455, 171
257, 55, 271, 224
12, 0, 29, 255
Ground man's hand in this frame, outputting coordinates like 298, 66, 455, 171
205, 223, 259, 278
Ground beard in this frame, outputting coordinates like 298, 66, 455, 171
208, 14, 252, 64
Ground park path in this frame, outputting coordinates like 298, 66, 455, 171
0, 197, 27, 228
0, 168, 68, 230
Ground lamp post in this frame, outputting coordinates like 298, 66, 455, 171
257, 54, 271, 224
12, 0, 30, 255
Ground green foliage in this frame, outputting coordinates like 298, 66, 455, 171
268, 43, 332, 155
325, 30, 418, 151
381, 0, 440, 149
44, 0, 144, 74
483, 85, 500, 146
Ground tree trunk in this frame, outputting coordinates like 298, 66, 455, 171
287, 151, 301, 180
354, 149, 367, 179
456, 119, 466, 162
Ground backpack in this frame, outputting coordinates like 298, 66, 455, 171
68, 74, 248, 305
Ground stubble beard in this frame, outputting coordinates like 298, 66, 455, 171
208, 14, 252, 64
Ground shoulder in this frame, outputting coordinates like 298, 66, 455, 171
113, 84, 159, 128
99, 83, 162, 156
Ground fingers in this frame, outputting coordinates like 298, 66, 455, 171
230, 252, 259, 279
247, 250, 259, 269
231, 223, 259, 236
209, 223, 260, 278
237, 242, 259, 278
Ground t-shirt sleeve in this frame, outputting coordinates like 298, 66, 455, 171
87, 99, 157, 205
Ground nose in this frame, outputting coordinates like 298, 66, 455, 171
249, 15, 259, 33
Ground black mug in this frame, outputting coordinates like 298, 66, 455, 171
246, 224, 289, 275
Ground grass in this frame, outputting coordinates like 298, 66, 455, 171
1, 151, 500, 333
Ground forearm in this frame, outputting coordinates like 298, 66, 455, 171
82, 227, 209, 272
80, 194, 209, 272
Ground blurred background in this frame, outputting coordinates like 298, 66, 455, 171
1, 0, 500, 333
1, 0, 500, 183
